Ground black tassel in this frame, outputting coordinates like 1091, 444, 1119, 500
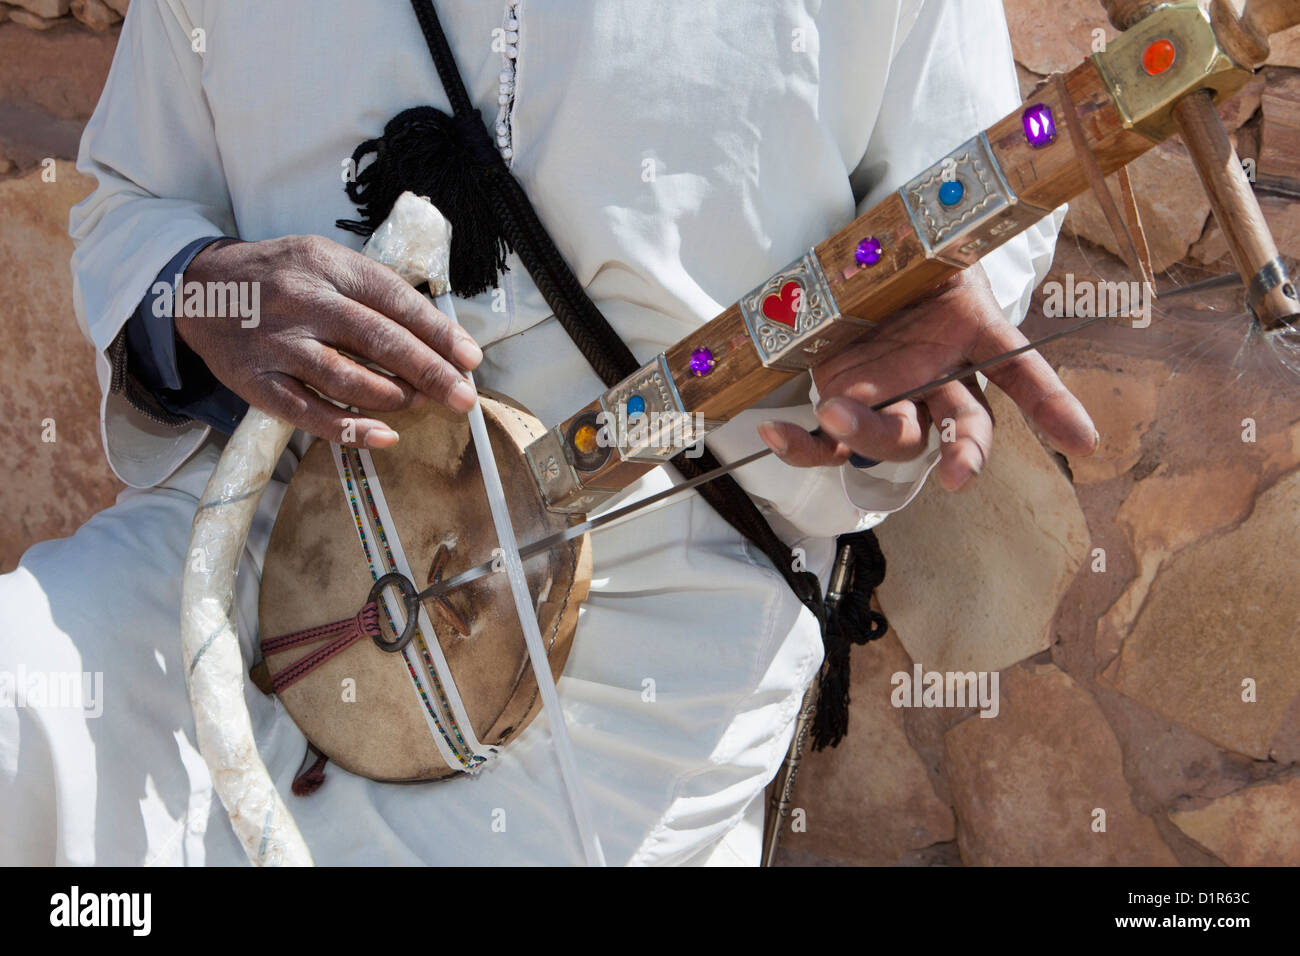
810, 530, 889, 751
336, 106, 511, 297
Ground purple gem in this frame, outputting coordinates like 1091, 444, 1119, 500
854, 236, 884, 267
1022, 104, 1057, 149
689, 347, 716, 377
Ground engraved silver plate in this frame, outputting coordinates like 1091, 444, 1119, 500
900, 132, 1048, 267
524, 427, 615, 515
739, 250, 865, 371
598, 354, 714, 462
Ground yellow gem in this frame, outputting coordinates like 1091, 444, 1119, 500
573, 424, 599, 455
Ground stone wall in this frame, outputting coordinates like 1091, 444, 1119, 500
0, 1, 1297, 865
0, 4, 122, 572
782, 1, 1300, 867
1008, 0, 1300, 272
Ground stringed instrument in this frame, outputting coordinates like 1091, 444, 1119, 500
180, 0, 1300, 865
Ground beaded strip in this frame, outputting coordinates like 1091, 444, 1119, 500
346, 447, 490, 766
492, 0, 521, 163
336, 446, 485, 769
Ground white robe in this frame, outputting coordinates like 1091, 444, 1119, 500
0, 0, 1060, 865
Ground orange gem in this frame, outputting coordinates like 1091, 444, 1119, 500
573, 424, 599, 455
1142, 38, 1176, 75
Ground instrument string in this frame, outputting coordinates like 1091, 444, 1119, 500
438, 292, 608, 867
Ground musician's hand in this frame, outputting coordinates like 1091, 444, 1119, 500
756, 266, 1098, 492
176, 235, 482, 448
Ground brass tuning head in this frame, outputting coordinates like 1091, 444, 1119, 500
1095, 0, 1300, 331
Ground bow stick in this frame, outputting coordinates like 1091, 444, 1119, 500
416, 270, 1240, 603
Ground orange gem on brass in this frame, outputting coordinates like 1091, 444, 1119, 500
573, 424, 599, 455
1142, 38, 1176, 76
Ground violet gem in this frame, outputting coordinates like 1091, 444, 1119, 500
1022, 103, 1057, 149
689, 347, 716, 377
854, 236, 884, 267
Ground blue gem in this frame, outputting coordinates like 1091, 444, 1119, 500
626, 395, 646, 417
939, 179, 965, 207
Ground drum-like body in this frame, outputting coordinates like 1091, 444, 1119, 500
258, 394, 591, 781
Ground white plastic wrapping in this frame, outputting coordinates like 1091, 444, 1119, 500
362, 191, 453, 293
180, 408, 307, 866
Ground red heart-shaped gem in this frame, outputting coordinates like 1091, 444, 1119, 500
762, 280, 803, 328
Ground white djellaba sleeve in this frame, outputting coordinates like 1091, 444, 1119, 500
707, 0, 1066, 541
69, 0, 234, 489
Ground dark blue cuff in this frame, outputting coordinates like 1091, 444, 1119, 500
124, 236, 249, 435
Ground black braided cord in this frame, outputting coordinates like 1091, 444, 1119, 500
333, 0, 895, 754
403, 0, 829, 619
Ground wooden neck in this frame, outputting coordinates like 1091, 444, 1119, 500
522, 2, 1265, 515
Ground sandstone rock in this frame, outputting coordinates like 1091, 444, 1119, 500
103, 0, 126, 14
1016, 62, 1046, 101
1258, 70, 1300, 185
70, 0, 117, 31
944, 663, 1178, 865
781, 631, 954, 865
1095, 548, 1163, 669
1188, 194, 1300, 273
0, 5, 10, 25
1057, 359, 1164, 484
1271, 694, 1300, 764
11, 0, 69, 18
1063, 142, 1212, 274
1118, 462, 1258, 557
0, 101, 87, 172
0, 167, 123, 573
1003, 0, 1117, 76
1101, 470, 1300, 759
0, 19, 120, 121
771, 848, 845, 867
874, 387, 1089, 674
1100, 688, 1267, 810
1266, 24, 1300, 68
1170, 777, 1300, 865
1095, 460, 1260, 667
1216, 72, 1266, 133
9, 7, 59, 28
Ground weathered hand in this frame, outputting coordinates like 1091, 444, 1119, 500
176, 234, 482, 448
756, 265, 1098, 491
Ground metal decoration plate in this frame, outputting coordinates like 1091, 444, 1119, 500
900, 132, 1047, 267
598, 354, 713, 462
524, 427, 615, 515
739, 250, 864, 371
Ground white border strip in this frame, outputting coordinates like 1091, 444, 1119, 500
329, 443, 468, 772
357, 447, 492, 761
